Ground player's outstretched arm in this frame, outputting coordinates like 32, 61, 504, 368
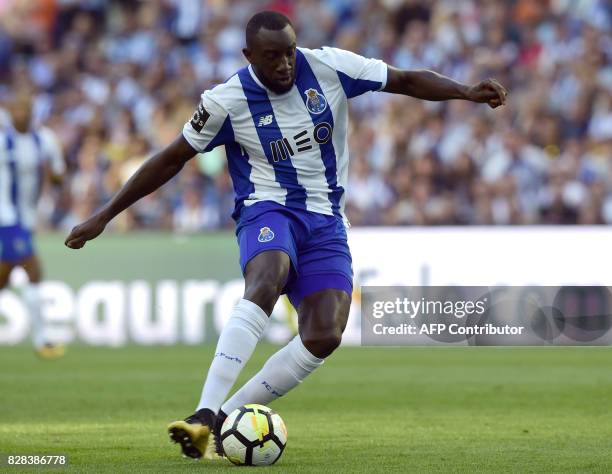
383, 66, 508, 108
65, 135, 196, 249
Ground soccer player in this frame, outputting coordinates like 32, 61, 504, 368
1, 92, 66, 359
65, 11, 507, 459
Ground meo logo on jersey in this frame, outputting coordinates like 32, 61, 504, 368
258, 114, 274, 127
258, 226, 275, 243
304, 88, 327, 114
268, 122, 333, 162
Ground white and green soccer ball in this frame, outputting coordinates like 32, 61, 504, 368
220, 404, 287, 466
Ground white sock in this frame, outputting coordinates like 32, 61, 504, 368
23, 283, 45, 348
221, 335, 324, 415
197, 298, 269, 412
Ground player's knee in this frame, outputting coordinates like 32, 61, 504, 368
0, 269, 11, 289
27, 272, 42, 284
244, 270, 288, 315
301, 327, 343, 359
22, 259, 42, 283
244, 280, 283, 314
29, 273, 42, 284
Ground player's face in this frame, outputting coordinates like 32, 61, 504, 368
7, 96, 33, 132
243, 25, 297, 94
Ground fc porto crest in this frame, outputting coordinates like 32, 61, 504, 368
12, 238, 26, 255
304, 88, 327, 114
258, 226, 275, 243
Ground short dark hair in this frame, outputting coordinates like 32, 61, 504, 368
245, 11, 293, 48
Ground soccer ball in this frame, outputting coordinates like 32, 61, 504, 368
220, 404, 287, 466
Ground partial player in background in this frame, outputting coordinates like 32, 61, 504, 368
0, 92, 66, 359
65, 11, 507, 460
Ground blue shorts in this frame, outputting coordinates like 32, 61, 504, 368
236, 201, 353, 309
0, 225, 35, 264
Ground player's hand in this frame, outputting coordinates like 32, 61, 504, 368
466, 78, 508, 108
65, 214, 108, 249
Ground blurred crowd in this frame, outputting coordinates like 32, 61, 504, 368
0, 0, 611, 231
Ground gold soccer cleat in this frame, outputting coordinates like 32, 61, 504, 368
35, 343, 66, 360
168, 408, 220, 460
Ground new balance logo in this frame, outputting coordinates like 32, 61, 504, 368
258, 114, 274, 127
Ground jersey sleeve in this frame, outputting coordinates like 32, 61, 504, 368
182, 90, 233, 153
317, 46, 388, 98
39, 128, 66, 176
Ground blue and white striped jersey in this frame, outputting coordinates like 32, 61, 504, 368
0, 124, 65, 229
182, 47, 388, 225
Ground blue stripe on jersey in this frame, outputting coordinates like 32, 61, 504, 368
32, 132, 44, 205
337, 70, 382, 99
237, 68, 307, 210
6, 133, 19, 224
204, 114, 234, 153
227, 142, 254, 221
295, 50, 343, 218
212, 116, 256, 221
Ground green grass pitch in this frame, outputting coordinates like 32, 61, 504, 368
1, 345, 611, 473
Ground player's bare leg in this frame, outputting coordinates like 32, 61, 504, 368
0, 262, 14, 290
21, 255, 64, 359
169, 250, 289, 459
242, 250, 291, 315
220, 288, 350, 417
21, 255, 42, 283
296, 289, 351, 358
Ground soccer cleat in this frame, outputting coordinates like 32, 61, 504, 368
213, 410, 228, 457
35, 343, 65, 360
168, 408, 218, 460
